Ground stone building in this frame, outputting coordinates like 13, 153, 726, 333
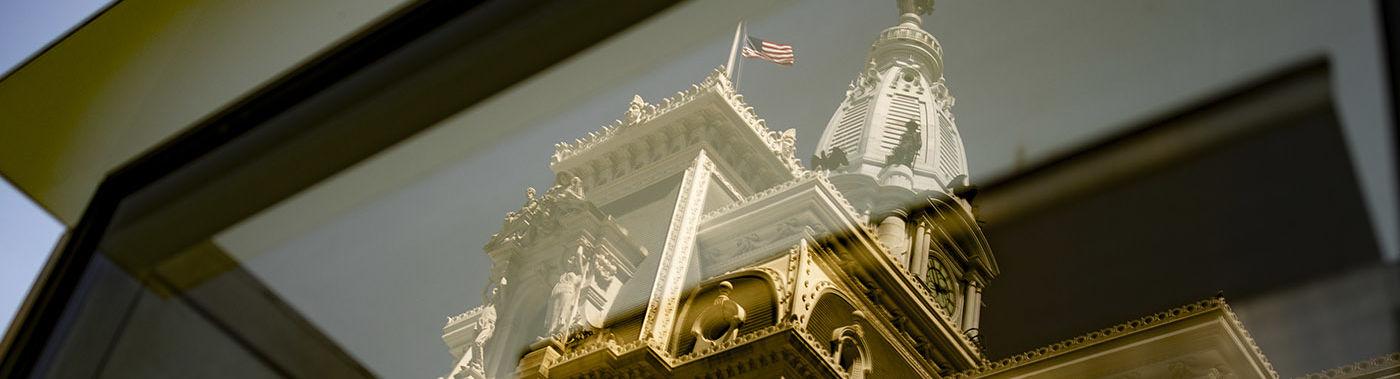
437, 2, 1387, 379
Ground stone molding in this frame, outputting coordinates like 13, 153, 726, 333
550, 67, 804, 177
639, 152, 716, 347
1300, 352, 1400, 379
958, 297, 1279, 378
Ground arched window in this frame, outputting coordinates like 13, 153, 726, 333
830, 324, 871, 378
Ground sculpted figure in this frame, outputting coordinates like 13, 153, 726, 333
457, 306, 496, 377
546, 250, 586, 335
523, 187, 539, 212
553, 172, 585, 199
932, 80, 955, 113
778, 129, 798, 157
446, 277, 506, 379
624, 94, 647, 124
883, 120, 923, 168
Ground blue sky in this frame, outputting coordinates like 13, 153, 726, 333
0, 179, 64, 333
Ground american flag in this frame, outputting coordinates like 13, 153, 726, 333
741, 36, 795, 66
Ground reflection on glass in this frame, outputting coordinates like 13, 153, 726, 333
174, 1, 1396, 378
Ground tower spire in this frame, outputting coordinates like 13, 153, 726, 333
813, 0, 966, 193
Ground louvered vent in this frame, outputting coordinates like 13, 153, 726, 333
936, 113, 964, 180
830, 97, 870, 155
806, 293, 857, 340
881, 93, 922, 154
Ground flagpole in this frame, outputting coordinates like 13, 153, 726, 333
725, 20, 745, 89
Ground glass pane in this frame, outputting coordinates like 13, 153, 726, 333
31, 1, 1399, 378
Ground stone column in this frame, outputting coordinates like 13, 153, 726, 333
911, 224, 930, 277
876, 213, 909, 266
952, 285, 965, 326
961, 280, 978, 329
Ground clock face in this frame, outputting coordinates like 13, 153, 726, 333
927, 258, 959, 313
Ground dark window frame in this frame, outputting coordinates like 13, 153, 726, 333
0, 0, 681, 376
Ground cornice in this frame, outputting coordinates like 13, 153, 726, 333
550, 324, 827, 376
444, 305, 488, 329
550, 67, 804, 176
959, 297, 1279, 378
1220, 300, 1281, 378
700, 171, 863, 227
671, 324, 789, 364
1300, 352, 1400, 379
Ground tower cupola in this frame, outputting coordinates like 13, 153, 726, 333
813, 0, 968, 193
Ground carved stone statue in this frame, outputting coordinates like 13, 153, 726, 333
592, 253, 616, 282
624, 94, 647, 125
811, 146, 850, 171
932, 80, 955, 113
487, 181, 581, 250
447, 277, 504, 379
546, 249, 586, 335
454, 306, 496, 378
884, 120, 923, 168
859, 59, 880, 90
777, 128, 798, 158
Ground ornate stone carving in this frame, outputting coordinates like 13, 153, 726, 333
624, 94, 649, 125
485, 173, 586, 250
639, 153, 715, 348
546, 249, 587, 336
932, 79, 955, 114
775, 128, 798, 158
591, 252, 616, 283
811, 146, 850, 172
551, 68, 805, 177
962, 297, 1278, 378
444, 277, 505, 379
1302, 352, 1400, 379
830, 311, 872, 378
884, 120, 923, 169
689, 281, 748, 353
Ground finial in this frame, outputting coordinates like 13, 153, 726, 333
897, 0, 935, 16
897, 0, 934, 25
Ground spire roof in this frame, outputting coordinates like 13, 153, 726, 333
813, 5, 967, 193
